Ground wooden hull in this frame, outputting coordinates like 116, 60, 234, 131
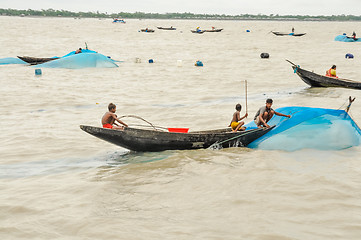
272, 31, 306, 37
140, 29, 155, 32
17, 56, 58, 65
291, 64, 361, 90
80, 125, 273, 152
157, 27, 176, 30
204, 29, 223, 32
191, 30, 205, 34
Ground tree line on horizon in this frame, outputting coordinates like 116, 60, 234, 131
1, 8, 361, 21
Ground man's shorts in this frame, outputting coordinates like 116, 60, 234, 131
103, 124, 113, 129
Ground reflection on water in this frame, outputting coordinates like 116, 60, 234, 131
0, 149, 174, 179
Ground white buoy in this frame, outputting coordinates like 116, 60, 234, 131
177, 60, 182, 67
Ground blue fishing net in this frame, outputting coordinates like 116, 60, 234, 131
34, 52, 118, 69
334, 35, 361, 42
0, 57, 26, 65
245, 106, 361, 151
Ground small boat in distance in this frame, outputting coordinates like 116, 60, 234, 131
112, 18, 126, 23
157, 26, 176, 30
80, 125, 273, 152
204, 28, 223, 32
191, 30, 205, 34
140, 28, 155, 32
17, 56, 59, 65
271, 31, 306, 37
287, 60, 361, 90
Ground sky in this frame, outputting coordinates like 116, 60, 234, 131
1, 0, 361, 16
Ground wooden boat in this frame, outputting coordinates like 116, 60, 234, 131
204, 28, 223, 32
80, 125, 274, 152
17, 56, 58, 65
271, 31, 306, 37
287, 60, 361, 90
157, 27, 176, 30
140, 29, 155, 32
191, 30, 205, 34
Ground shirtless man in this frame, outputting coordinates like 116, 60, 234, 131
75, 48, 82, 54
229, 103, 248, 132
254, 99, 290, 128
102, 103, 128, 130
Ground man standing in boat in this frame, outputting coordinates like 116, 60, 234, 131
102, 103, 128, 130
254, 99, 291, 128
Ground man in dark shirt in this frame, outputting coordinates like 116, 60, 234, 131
254, 99, 291, 128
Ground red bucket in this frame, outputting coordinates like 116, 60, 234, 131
168, 128, 189, 133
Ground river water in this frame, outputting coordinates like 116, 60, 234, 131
1, 16, 361, 239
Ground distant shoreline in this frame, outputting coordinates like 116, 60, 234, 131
1, 8, 361, 21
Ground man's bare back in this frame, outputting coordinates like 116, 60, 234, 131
102, 103, 128, 130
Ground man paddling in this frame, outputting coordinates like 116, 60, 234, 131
254, 99, 291, 128
102, 103, 128, 130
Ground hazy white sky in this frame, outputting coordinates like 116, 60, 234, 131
1, 0, 361, 15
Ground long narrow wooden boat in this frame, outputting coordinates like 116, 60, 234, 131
17, 56, 58, 65
140, 29, 155, 32
157, 27, 176, 30
271, 31, 306, 37
80, 125, 274, 152
287, 60, 361, 90
191, 30, 205, 34
204, 28, 223, 32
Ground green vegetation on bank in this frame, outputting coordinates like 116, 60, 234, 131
1, 8, 361, 21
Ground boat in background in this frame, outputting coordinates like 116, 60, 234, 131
17, 56, 58, 65
140, 28, 155, 32
112, 18, 126, 23
272, 31, 306, 37
204, 28, 223, 32
157, 26, 176, 30
80, 125, 273, 152
287, 60, 361, 90
191, 30, 205, 34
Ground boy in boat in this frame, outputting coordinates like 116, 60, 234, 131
75, 48, 82, 54
102, 103, 128, 130
229, 103, 248, 132
326, 65, 338, 78
254, 99, 291, 128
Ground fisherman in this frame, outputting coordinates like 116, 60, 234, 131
229, 103, 248, 132
196, 27, 201, 32
326, 65, 338, 78
75, 48, 82, 54
292, 27, 295, 33
352, 31, 356, 39
254, 99, 291, 128
101, 103, 128, 130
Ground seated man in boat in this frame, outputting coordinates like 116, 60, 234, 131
102, 103, 128, 130
254, 99, 291, 128
75, 48, 82, 54
196, 27, 201, 32
229, 103, 248, 132
326, 65, 338, 78
352, 31, 356, 39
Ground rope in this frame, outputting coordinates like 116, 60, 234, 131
118, 115, 158, 130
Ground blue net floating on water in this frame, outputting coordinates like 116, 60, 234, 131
245, 106, 361, 151
34, 52, 119, 69
334, 35, 361, 42
0, 57, 27, 65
